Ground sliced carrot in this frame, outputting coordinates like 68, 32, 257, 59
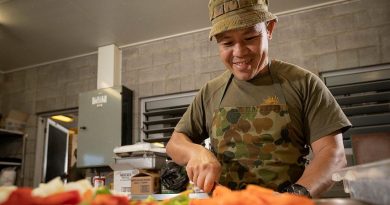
211, 185, 232, 198
191, 184, 315, 205
245, 185, 275, 195
91, 194, 129, 205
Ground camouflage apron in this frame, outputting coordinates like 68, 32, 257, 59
211, 65, 306, 191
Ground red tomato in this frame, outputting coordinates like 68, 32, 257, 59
1, 188, 33, 205
32, 190, 81, 205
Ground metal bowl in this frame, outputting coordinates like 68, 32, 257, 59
315, 198, 373, 205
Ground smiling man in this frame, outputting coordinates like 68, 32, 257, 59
166, 0, 351, 198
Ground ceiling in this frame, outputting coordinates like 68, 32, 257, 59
0, 0, 336, 73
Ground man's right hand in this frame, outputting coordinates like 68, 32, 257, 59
166, 132, 221, 193
186, 147, 221, 193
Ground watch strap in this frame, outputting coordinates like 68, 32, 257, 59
281, 183, 312, 198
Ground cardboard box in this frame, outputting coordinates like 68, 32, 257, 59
110, 163, 139, 197
4, 118, 26, 132
7, 110, 29, 122
0, 110, 29, 132
131, 170, 160, 195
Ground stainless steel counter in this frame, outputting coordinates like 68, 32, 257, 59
130, 193, 209, 201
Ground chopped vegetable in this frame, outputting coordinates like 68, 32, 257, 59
0, 177, 315, 205
191, 184, 314, 205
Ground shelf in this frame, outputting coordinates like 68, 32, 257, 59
142, 127, 174, 135
143, 117, 181, 126
0, 128, 26, 186
143, 137, 171, 143
0, 161, 22, 166
143, 107, 188, 117
0, 128, 24, 137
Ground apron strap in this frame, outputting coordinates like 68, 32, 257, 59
268, 62, 288, 106
219, 73, 234, 106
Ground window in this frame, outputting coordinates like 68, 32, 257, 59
320, 63, 390, 148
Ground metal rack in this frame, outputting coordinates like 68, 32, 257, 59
0, 128, 27, 186
140, 92, 197, 143
320, 63, 390, 148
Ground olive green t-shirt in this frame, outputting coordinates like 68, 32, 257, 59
175, 59, 351, 146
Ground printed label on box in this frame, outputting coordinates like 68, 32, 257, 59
113, 169, 139, 197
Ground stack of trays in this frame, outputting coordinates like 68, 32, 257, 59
113, 142, 167, 169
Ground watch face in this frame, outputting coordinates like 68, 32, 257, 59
280, 183, 311, 198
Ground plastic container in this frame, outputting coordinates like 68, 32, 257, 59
0, 167, 17, 186
332, 159, 390, 205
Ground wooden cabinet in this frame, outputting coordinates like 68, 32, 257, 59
0, 128, 26, 186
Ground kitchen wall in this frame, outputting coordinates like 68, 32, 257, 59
0, 73, 3, 116
0, 0, 389, 187
0, 56, 97, 186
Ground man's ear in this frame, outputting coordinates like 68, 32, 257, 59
266, 20, 276, 40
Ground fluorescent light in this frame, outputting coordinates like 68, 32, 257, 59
152, 142, 165, 148
51, 115, 73, 122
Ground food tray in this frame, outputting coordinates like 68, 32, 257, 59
332, 159, 390, 205
113, 142, 166, 156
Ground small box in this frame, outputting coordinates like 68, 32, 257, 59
1, 110, 29, 132
131, 170, 160, 195
110, 163, 139, 197
4, 118, 26, 132
7, 110, 29, 122
332, 159, 390, 205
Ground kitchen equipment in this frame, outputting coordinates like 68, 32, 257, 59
315, 199, 373, 205
113, 142, 165, 157
113, 142, 167, 169
78, 86, 133, 168
114, 153, 166, 169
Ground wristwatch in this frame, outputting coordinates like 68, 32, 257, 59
281, 184, 312, 198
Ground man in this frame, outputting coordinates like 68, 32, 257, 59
68, 148, 86, 182
166, 0, 351, 198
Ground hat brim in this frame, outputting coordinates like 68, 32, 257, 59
209, 10, 277, 40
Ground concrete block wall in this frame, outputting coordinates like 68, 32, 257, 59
121, 31, 224, 142
0, 73, 3, 116
0, 55, 97, 186
270, 0, 390, 74
0, 0, 388, 187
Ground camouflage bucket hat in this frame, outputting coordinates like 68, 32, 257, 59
208, 0, 277, 40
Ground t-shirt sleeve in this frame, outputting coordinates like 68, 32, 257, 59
303, 73, 352, 143
174, 89, 209, 144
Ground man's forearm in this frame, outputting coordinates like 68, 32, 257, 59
296, 133, 347, 197
166, 131, 202, 165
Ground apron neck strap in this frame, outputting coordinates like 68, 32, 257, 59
268, 62, 288, 105
219, 73, 234, 106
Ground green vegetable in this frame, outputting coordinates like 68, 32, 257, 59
94, 187, 111, 195
165, 194, 190, 205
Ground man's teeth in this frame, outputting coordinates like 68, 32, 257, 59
234, 60, 250, 65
